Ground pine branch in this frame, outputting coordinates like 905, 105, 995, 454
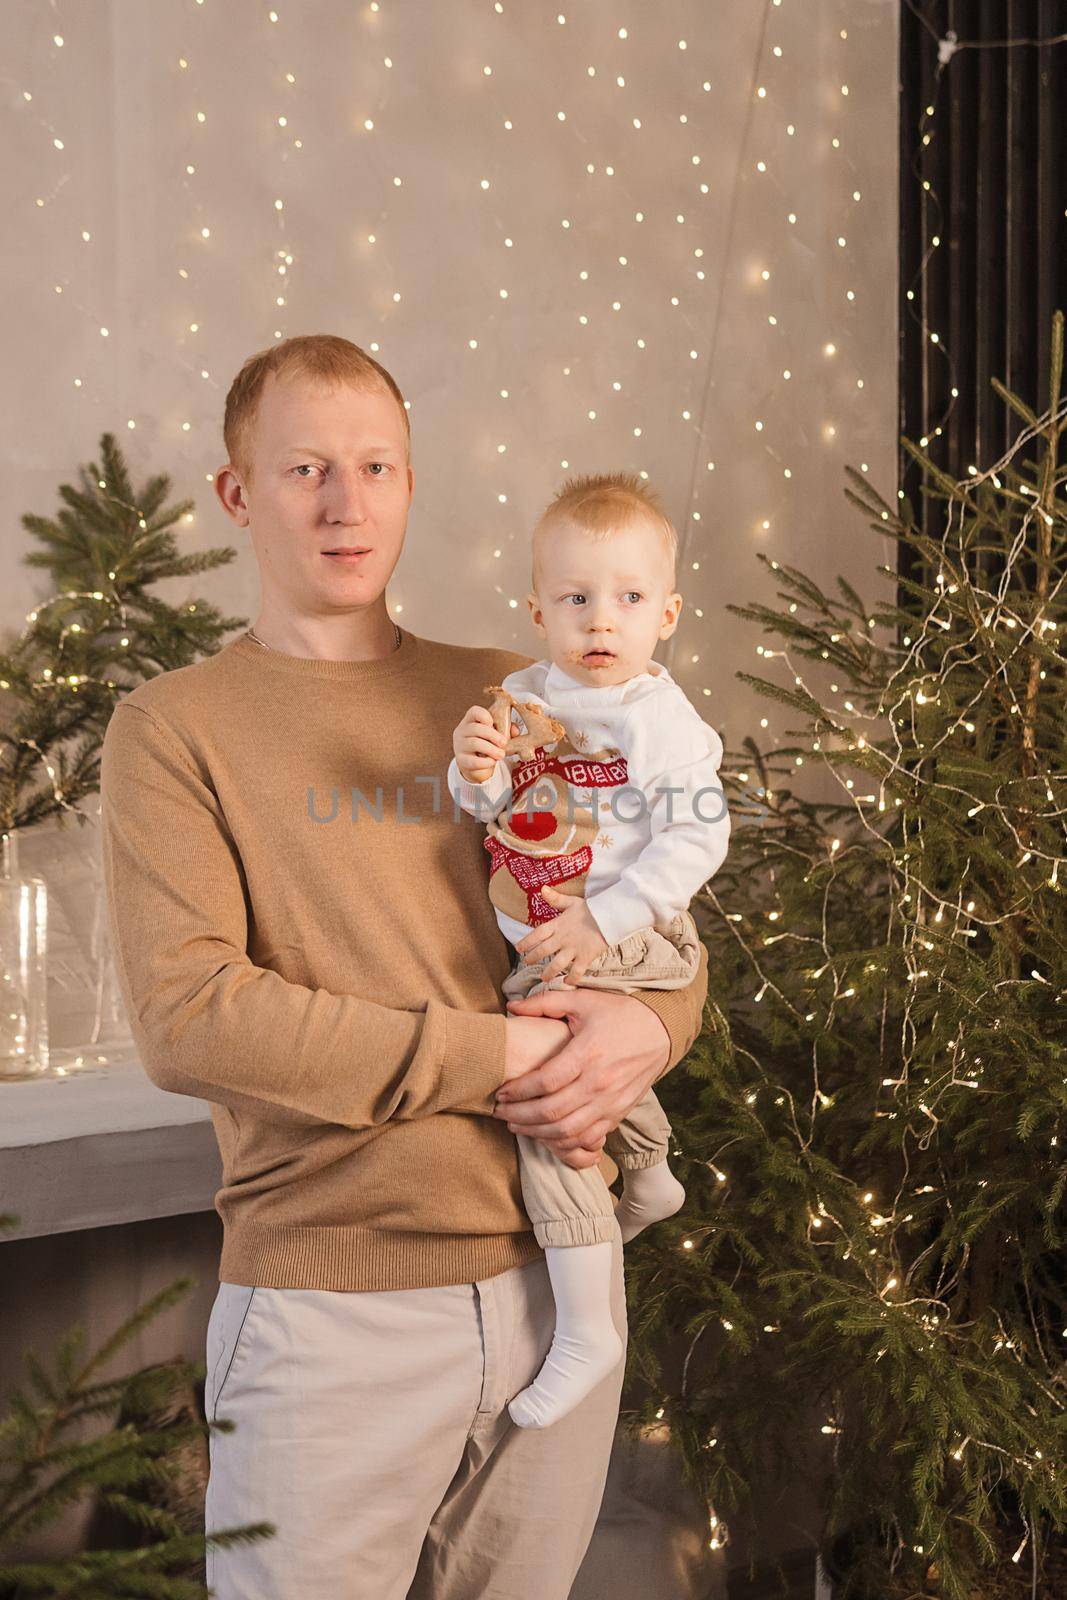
3, 432, 247, 830
624, 312, 1067, 1598
0, 1272, 274, 1595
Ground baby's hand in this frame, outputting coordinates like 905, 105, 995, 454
515, 887, 610, 985
453, 703, 508, 783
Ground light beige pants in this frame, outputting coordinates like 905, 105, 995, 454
500, 910, 697, 1248
204, 1229, 626, 1598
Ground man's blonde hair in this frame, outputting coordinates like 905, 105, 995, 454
533, 472, 678, 587
223, 333, 410, 482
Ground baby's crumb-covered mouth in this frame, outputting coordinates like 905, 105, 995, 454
566, 647, 618, 666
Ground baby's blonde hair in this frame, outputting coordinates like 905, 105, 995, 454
532, 472, 677, 588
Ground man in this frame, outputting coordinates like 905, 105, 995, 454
100, 333, 708, 1599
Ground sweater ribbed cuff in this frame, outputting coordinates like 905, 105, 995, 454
630, 942, 708, 1080
437, 1005, 508, 1115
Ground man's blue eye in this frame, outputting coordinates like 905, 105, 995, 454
293, 463, 391, 478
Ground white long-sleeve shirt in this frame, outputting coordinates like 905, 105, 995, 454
447, 658, 730, 951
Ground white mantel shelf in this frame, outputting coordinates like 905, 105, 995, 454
0, 1061, 221, 1242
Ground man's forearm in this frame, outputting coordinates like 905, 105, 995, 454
101, 702, 506, 1128
121, 956, 506, 1128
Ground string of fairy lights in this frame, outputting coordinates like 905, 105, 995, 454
659, 12, 1067, 1562
898, 0, 1067, 460
685, 398, 1067, 1559
10, 0, 887, 686
669, 0, 880, 677
12, 4, 892, 1557
15, 2, 1063, 1570
8, 0, 890, 871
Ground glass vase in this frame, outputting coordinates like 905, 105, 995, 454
0, 828, 50, 1080
26, 803, 136, 1069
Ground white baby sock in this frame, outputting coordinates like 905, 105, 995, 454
612, 1161, 687, 1244
507, 1240, 623, 1430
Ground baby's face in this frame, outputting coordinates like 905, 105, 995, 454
527, 517, 682, 687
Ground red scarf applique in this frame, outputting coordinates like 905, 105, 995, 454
484, 834, 594, 925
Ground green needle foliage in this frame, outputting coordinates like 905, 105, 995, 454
623, 314, 1067, 1598
1, 432, 246, 832
0, 1218, 273, 1598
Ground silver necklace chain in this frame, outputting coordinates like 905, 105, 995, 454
246, 620, 402, 654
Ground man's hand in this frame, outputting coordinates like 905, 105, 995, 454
502, 1012, 606, 1169
494, 988, 672, 1154
514, 887, 610, 985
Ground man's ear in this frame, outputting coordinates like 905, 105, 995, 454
658, 592, 683, 641
214, 464, 250, 529
527, 592, 547, 636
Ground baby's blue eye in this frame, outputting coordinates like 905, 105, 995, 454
624, 591, 643, 603
563, 593, 585, 605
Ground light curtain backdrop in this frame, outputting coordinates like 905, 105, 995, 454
3, 0, 898, 754
1, 0, 899, 1575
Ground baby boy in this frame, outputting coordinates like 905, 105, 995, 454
447, 471, 730, 1430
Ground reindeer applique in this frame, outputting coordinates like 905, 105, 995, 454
480, 684, 629, 927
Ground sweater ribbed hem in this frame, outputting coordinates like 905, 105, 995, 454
218, 1221, 544, 1291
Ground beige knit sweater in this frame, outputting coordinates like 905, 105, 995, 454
99, 628, 709, 1291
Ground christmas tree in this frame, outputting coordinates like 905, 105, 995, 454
1, 432, 246, 833
0, 1218, 273, 1598
623, 313, 1067, 1598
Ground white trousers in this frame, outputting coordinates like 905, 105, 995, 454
204, 1225, 627, 1599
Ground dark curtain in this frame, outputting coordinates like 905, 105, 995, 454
899, 0, 1067, 545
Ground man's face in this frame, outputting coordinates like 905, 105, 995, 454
527, 517, 682, 687
217, 372, 414, 619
